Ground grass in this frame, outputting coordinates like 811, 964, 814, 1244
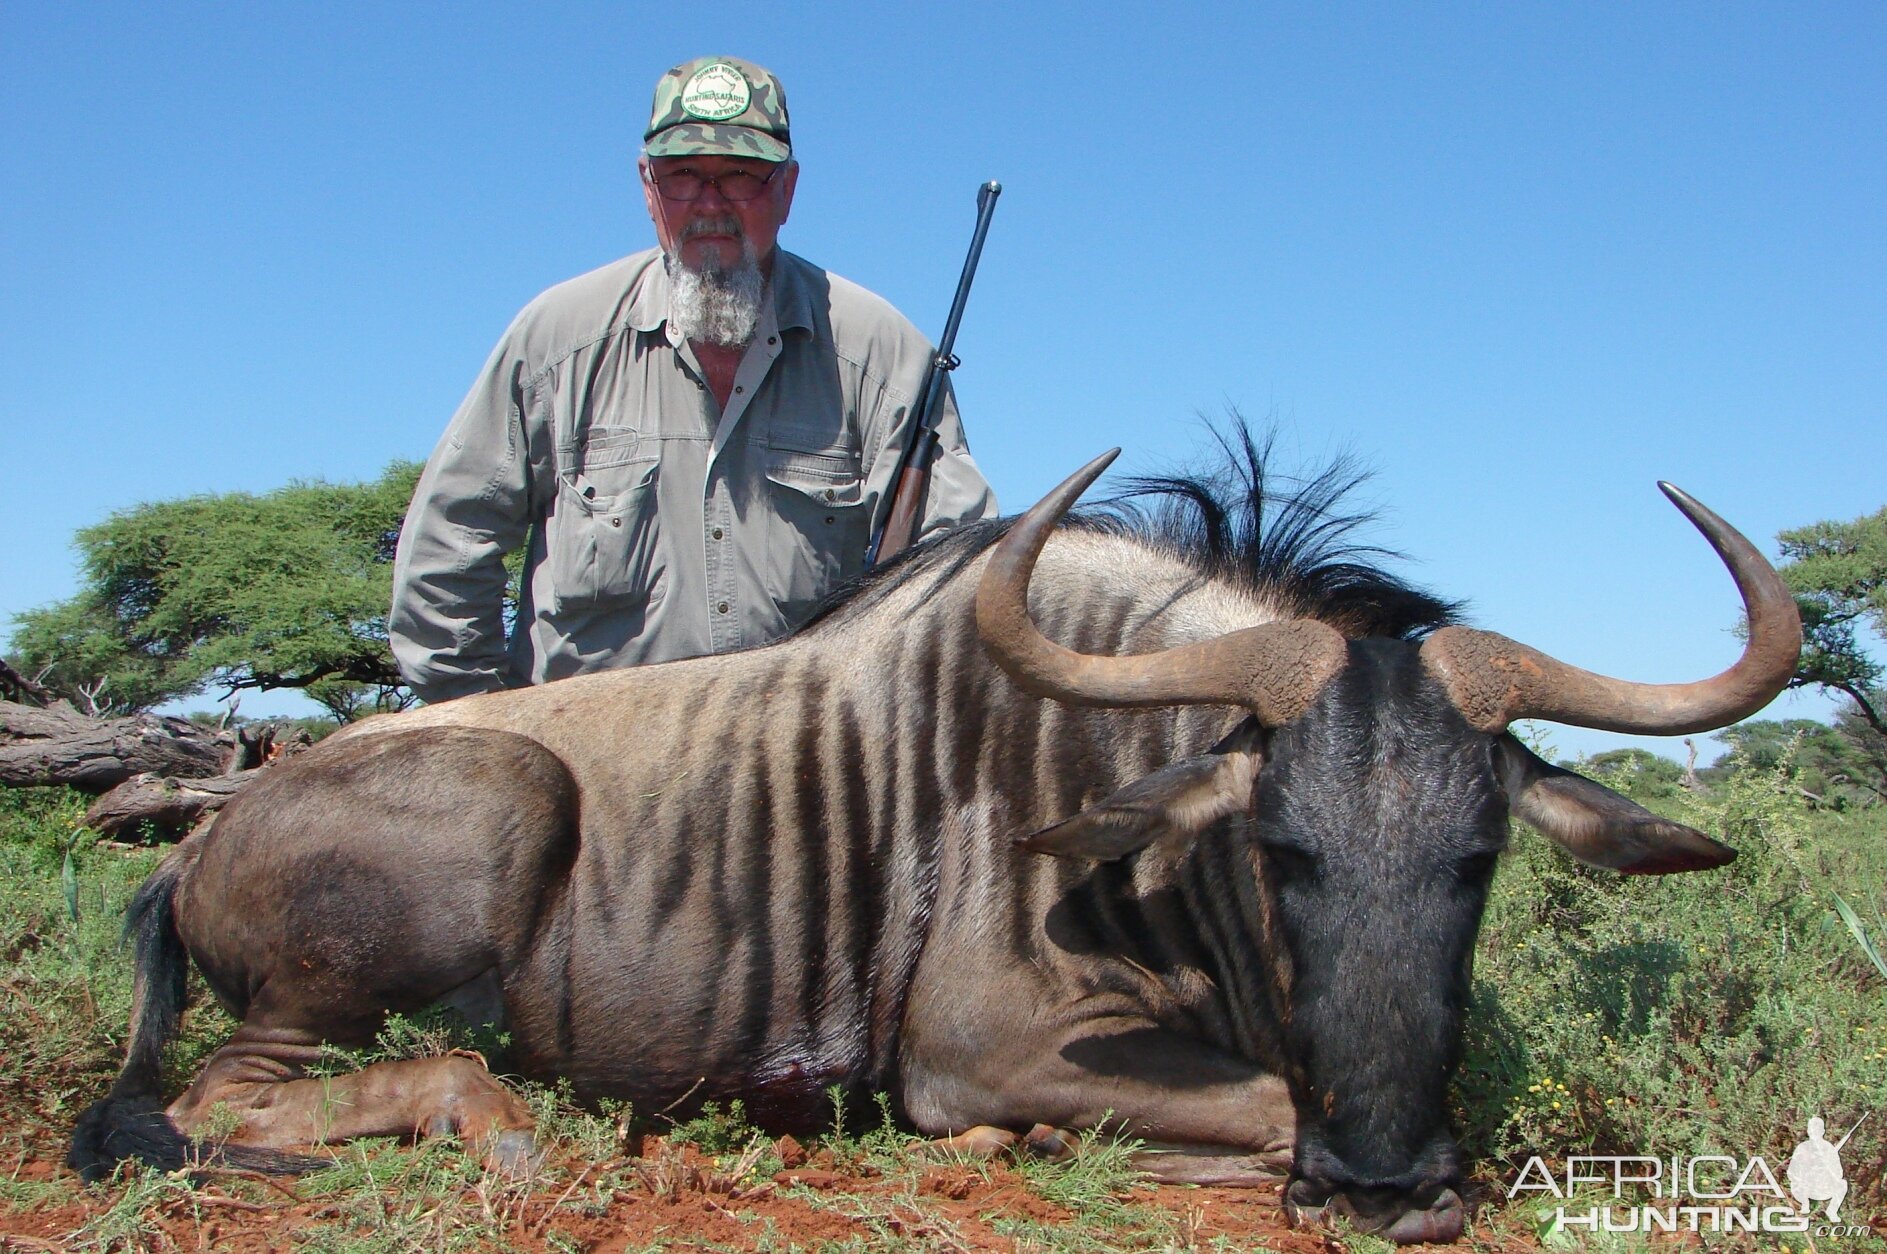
994, 1126, 1186, 1252
0, 788, 235, 1160
1, 756, 1882, 1250
63, 1163, 202, 1252
288, 1138, 542, 1253
764, 1093, 1192, 1253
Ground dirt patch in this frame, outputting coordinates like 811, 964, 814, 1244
0, 1131, 1470, 1254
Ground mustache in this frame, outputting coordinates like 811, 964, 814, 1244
681, 216, 743, 240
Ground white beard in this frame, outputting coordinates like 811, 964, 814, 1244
666, 236, 765, 348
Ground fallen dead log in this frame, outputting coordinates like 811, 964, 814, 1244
83, 770, 258, 838
0, 700, 234, 790
81, 727, 312, 839
79, 726, 311, 839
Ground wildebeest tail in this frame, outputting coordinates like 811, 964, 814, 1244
68, 845, 324, 1181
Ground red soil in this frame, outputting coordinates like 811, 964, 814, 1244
0, 1132, 1448, 1253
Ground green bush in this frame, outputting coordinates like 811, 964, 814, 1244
1457, 755, 1884, 1215
0, 785, 91, 869
0, 787, 235, 1146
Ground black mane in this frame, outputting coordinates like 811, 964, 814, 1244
796, 421, 1459, 640
1083, 424, 1459, 640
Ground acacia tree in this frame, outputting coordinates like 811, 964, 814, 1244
1777, 504, 1887, 797
1579, 747, 1685, 801
8, 463, 424, 722
1712, 718, 1884, 807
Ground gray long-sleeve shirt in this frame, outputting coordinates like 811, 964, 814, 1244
390, 248, 997, 703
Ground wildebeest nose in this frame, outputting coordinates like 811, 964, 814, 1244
1285, 1176, 1334, 1209
1287, 1178, 1466, 1245
1378, 1188, 1465, 1244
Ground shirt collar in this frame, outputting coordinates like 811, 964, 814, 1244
626, 255, 672, 333
769, 250, 816, 336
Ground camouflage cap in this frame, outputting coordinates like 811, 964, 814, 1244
644, 57, 791, 163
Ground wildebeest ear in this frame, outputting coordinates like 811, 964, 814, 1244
1492, 734, 1735, 874
1017, 724, 1262, 861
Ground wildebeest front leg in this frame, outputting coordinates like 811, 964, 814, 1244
904, 1015, 1295, 1186
168, 1029, 537, 1172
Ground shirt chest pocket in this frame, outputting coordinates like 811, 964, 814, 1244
548, 431, 665, 612
761, 446, 868, 625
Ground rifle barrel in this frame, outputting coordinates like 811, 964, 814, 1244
934, 182, 1001, 364
864, 181, 1002, 568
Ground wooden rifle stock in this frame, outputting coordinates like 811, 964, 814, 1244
865, 181, 1001, 567
874, 446, 935, 566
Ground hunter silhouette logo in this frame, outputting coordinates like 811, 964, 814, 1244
1788, 1114, 1865, 1221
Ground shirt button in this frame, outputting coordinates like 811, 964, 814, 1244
610, 517, 622, 528
717, 601, 730, 614
824, 516, 835, 525
734, 385, 744, 394
767, 336, 777, 346
823, 489, 835, 500
711, 527, 724, 540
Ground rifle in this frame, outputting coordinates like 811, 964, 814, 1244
864, 180, 1002, 568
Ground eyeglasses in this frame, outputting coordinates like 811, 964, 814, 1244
646, 165, 780, 203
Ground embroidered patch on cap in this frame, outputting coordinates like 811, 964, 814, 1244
680, 63, 751, 121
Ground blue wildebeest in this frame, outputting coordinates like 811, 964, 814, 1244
72, 437, 1799, 1242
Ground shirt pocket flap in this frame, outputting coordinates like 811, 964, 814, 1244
575, 425, 647, 469
569, 454, 659, 511
765, 449, 864, 506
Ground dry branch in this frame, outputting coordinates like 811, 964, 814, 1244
82, 771, 260, 837
0, 659, 55, 707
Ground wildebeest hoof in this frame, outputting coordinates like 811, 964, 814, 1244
924, 1125, 1019, 1158
1286, 1178, 1465, 1244
1021, 1123, 1078, 1161
483, 1129, 542, 1178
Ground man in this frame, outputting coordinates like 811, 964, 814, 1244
390, 56, 997, 703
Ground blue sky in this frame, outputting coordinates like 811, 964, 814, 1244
3, 3, 1882, 762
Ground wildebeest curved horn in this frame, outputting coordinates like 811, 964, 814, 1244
1420, 482, 1802, 735
976, 451, 1348, 725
